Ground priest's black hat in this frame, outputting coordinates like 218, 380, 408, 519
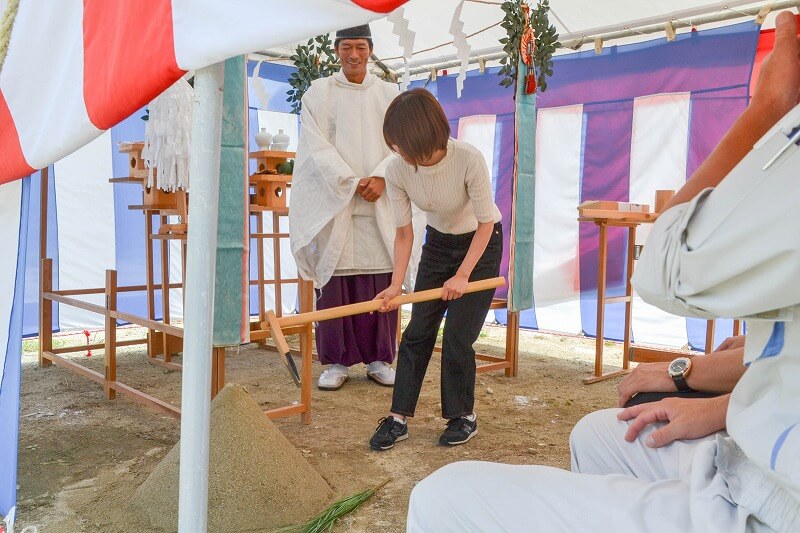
334, 24, 373, 48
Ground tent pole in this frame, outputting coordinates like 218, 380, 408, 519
177, 62, 225, 533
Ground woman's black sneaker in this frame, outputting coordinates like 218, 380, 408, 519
439, 416, 478, 445
369, 416, 408, 451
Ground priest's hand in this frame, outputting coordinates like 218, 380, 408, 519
357, 176, 386, 202
374, 283, 403, 312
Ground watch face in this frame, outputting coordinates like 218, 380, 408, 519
669, 358, 689, 375
672, 360, 687, 372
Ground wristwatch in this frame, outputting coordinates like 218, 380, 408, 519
668, 357, 693, 392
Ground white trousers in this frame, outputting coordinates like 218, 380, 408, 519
407, 409, 762, 533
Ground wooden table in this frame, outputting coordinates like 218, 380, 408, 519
579, 209, 742, 383
578, 215, 643, 384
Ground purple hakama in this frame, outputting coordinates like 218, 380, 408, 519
315, 273, 398, 367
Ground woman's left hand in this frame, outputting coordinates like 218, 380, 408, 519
442, 274, 469, 301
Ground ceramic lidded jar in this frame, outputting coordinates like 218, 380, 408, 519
271, 129, 290, 151
255, 128, 272, 151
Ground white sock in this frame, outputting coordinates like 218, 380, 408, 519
392, 415, 407, 425
465, 413, 476, 422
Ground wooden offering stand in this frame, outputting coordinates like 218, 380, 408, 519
250, 150, 293, 210
577, 200, 655, 223
113, 142, 188, 367
578, 199, 655, 384
246, 149, 320, 422
117, 141, 187, 230
248, 150, 297, 337
578, 191, 739, 384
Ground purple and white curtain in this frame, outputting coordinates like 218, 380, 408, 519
422, 21, 758, 350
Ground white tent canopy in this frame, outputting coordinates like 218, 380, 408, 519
259, 0, 791, 74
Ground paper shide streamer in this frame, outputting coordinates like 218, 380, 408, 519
449, 0, 472, 98
142, 78, 194, 192
388, 7, 415, 91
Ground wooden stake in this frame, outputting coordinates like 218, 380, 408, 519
299, 279, 314, 424
104, 270, 118, 399
145, 213, 157, 358
160, 214, 171, 362
256, 211, 266, 332
39, 258, 53, 368
272, 211, 282, 317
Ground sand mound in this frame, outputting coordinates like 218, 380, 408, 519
133, 383, 334, 532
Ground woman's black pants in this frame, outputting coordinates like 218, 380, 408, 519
391, 223, 503, 420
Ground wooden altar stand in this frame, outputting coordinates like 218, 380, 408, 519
246, 149, 316, 423
577, 199, 741, 384
38, 144, 210, 419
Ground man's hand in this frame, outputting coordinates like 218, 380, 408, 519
715, 335, 745, 353
617, 395, 729, 448
752, 11, 800, 119
374, 283, 403, 312
617, 362, 673, 407
442, 274, 468, 301
357, 176, 386, 202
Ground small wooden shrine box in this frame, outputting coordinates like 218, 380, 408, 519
251, 150, 295, 174
143, 181, 179, 210
255, 175, 291, 209
118, 141, 146, 178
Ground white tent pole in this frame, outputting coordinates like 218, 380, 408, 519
177, 61, 225, 533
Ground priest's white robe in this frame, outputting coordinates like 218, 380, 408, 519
289, 70, 422, 289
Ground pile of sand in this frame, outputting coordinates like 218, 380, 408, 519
133, 384, 334, 532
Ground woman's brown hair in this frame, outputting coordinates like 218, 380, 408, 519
383, 88, 450, 169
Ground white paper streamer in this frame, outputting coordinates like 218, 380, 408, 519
252, 59, 271, 109
387, 7, 415, 91
449, 0, 471, 99
142, 78, 193, 191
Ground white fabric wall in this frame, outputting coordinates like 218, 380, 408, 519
458, 115, 497, 190
257, 110, 299, 152
168, 218, 184, 321
629, 93, 691, 347
458, 115, 498, 324
54, 131, 116, 329
0, 180, 22, 386
533, 105, 584, 334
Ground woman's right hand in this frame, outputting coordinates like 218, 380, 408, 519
374, 283, 403, 312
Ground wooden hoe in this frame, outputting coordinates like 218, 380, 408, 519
261, 277, 506, 386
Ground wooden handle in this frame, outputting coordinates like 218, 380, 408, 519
277, 276, 505, 328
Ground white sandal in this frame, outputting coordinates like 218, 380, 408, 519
318, 365, 349, 391
366, 361, 395, 387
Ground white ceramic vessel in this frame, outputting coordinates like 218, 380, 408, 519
271, 129, 290, 151
255, 128, 273, 151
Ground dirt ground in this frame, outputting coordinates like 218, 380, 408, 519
14, 321, 632, 532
